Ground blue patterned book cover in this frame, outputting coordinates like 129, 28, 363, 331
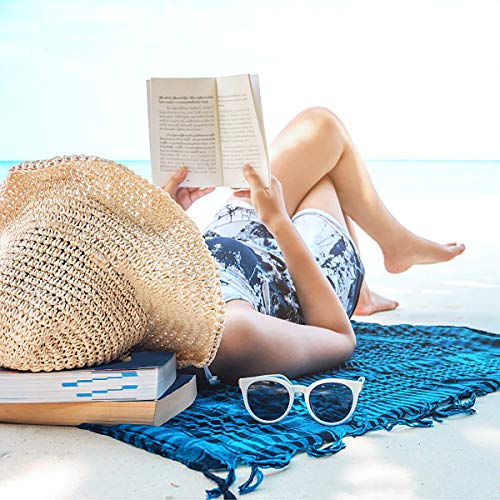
0, 351, 176, 403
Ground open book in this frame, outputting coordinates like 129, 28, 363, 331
147, 74, 270, 188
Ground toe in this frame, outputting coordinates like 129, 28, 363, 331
386, 300, 399, 311
447, 243, 465, 258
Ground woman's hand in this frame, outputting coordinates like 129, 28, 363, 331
163, 167, 215, 211
233, 164, 290, 232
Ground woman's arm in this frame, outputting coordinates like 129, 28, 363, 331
210, 300, 356, 382
271, 219, 353, 335
234, 165, 353, 337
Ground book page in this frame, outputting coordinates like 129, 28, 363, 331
148, 78, 222, 187
216, 74, 270, 187
249, 74, 268, 150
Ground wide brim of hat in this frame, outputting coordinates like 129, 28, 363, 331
0, 155, 226, 369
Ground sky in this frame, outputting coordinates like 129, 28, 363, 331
0, 0, 499, 161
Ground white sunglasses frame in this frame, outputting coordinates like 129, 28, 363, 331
239, 374, 365, 426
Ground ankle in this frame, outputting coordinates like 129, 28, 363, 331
380, 229, 417, 258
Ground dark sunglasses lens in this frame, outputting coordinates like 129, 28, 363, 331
246, 380, 290, 421
309, 382, 354, 423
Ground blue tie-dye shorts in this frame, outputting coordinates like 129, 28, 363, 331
203, 199, 365, 323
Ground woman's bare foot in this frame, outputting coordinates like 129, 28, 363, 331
354, 282, 399, 316
383, 235, 465, 274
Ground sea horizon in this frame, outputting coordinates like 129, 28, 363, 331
1, 159, 499, 205
1, 158, 499, 183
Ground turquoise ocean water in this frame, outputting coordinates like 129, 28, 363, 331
0, 160, 498, 197
0, 160, 153, 184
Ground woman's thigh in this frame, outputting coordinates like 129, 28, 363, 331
294, 174, 347, 229
268, 107, 348, 217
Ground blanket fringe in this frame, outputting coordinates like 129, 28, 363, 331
431, 393, 476, 422
204, 466, 237, 499
306, 438, 346, 457
238, 464, 264, 495
376, 392, 478, 431
238, 457, 292, 495
204, 389, 489, 498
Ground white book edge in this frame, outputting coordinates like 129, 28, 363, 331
0, 354, 177, 403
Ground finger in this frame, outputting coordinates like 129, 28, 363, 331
270, 175, 280, 187
270, 175, 283, 192
232, 189, 251, 198
187, 186, 209, 193
163, 167, 187, 195
189, 187, 215, 202
163, 167, 187, 194
177, 188, 192, 208
242, 164, 264, 191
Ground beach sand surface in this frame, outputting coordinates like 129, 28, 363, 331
0, 162, 498, 499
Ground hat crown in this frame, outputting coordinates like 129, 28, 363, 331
0, 156, 225, 372
0, 197, 148, 372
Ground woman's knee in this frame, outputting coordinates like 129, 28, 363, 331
297, 106, 347, 140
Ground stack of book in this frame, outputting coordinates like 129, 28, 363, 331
0, 352, 197, 426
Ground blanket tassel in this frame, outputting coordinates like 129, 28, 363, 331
204, 466, 237, 500
204, 392, 481, 498
379, 393, 478, 431
238, 464, 264, 495
431, 393, 476, 422
237, 457, 293, 495
307, 438, 346, 457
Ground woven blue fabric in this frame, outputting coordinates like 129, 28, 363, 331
80, 322, 500, 499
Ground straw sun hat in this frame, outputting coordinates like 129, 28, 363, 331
0, 155, 225, 372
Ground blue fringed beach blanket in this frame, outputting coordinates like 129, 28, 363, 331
81, 322, 500, 499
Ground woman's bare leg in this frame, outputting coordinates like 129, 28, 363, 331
342, 216, 399, 315
265, 107, 465, 273
354, 281, 399, 315
293, 176, 399, 315
214, 107, 467, 380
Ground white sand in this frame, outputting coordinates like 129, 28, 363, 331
1, 163, 498, 499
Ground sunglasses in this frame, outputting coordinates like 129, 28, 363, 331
239, 374, 365, 425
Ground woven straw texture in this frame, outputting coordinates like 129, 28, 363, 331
0, 155, 225, 372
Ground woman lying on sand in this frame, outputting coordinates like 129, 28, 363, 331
165, 107, 465, 383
